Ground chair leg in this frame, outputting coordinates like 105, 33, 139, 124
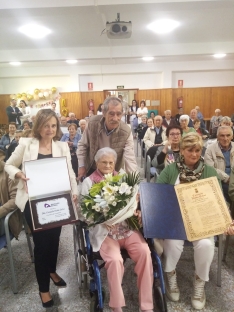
22, 213, 34, 263
222, 235, 230, 262
217, 234, 222, 287
4, 220, 18, 294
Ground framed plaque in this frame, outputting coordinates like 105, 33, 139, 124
24, 157, 78, 231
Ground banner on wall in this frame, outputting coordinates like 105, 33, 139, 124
88, 82, 93, 91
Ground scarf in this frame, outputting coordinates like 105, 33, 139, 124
176, 155, 205, 183
89, 169, 118, 184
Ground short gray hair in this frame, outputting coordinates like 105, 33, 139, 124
215, 109, 221, 113
102, 96, 122, 114
79, 119, 86, 124
217, 125, 233, 136
69, 112, 75, 117
220, 116, 231, 125
164, 110, 171, 114
179, 114, 190, 123
94, 147, 117, 163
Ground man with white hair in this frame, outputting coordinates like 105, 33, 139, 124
143, 115, 167, 149
67, 112, 79, 127
162, 110, 176, 129
204, 125, 234, 204
210, 109, 223, 130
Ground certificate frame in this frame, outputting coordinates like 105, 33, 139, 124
24, 157, 78, 232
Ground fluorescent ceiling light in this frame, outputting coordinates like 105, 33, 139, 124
213, 53, 226, 58
19, 24, 51, 39
142, 57, 154, 61
147, 19, 180, 34
9, 62, 21, 66
66, 60, 78, 64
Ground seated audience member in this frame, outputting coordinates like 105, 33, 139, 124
67, 112, 79, 127
157, 133, 220, 310
229, 166, 234, 204
193, 119, 209, 139
137, 101, 148, 124
0, 149, 22, 238
195, 106, 204, 123
60, 116, 69, 134
19, 100, 31, 122
80, 147, 153, 312
20, 120, 31, 131
175, 107, 183, 125
143, 115, 166, 149
6, 130, 23, 160
162, 110, 176, 129
138, 118, 153, 141
51, 102, 61, 119
129, 100, 138, 136
179, 115, 196, 137
136, 115, 148, 140
211, 116, 233, 139
231, 113, 234, 124
0, 123, 17, 152
152, 125, 182, 172
77, 119, 87, 136
188, 109, 205, 128
204, 126, 234, 204
29, 115, 36, 128
150, 111, 155, 119
60, 123, 81, 177
210, 109, 222, 131
97, 103, 103, 115
6, 99, 23, 128
22, 129, 33, 138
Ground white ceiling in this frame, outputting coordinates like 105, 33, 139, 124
1, 0, 234, 67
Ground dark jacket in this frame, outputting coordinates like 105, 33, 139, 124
6, 106, 22, 124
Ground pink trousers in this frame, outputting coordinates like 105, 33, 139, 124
99, 231, 154, 310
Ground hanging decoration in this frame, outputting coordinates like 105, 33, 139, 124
60, 98, 68, 117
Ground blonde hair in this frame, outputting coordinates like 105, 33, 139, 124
180, 133, 203, 150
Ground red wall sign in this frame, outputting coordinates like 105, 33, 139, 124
88, 82, 93, 91
178, 80, 183, 88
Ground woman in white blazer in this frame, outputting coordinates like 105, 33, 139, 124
5, 109, 78, 308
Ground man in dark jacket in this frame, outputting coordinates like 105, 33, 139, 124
6, 99, 23, 128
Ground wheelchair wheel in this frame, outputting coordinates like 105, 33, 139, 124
90, 288, 105, 312
73, 223, 88, 291
153, 280, 167, 312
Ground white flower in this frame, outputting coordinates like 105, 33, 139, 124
125, 189, 132, 195
102, 183, 116, 196
92, 204, 99, 210
109, 196, 115, 202
103, 206, 110, 212
95, 206, 101, 212
112, 201, 117, 206
113, 186, 119, 192
118, 183, 132, 195
99, 200, 107, 207
104, 173, 113, 182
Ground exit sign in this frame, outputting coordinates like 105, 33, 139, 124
117, 85, 124, 89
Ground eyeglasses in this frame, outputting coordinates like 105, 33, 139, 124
169, 133, 181, 136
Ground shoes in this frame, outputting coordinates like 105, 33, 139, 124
165, 270, 180, 302
191, 274, 206, 310
39, 292, 54, 308
50, 276, 67, 287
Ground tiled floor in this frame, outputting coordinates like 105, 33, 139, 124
1, 140, 234, 312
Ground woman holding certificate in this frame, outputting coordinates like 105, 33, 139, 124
156, 133, 219, 310
5, 109, 78, 308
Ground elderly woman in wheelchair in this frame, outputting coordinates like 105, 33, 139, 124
80, 147, 154, 312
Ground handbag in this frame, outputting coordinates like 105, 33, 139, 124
133, 117, 138, 128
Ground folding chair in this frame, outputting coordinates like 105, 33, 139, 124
0, 209, 34, 294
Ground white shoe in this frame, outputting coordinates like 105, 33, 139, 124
165, 270, 180, 302
191, 274, 206, 310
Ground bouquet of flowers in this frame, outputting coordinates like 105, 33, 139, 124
81, 171, 141, 229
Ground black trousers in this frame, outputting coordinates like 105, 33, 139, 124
24, 202, 62, 292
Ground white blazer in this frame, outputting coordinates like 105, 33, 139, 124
5, 138, 78, 211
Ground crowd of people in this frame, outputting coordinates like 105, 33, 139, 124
1, 96, 234, 311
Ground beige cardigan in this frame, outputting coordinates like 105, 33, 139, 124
5, 138, 78, 212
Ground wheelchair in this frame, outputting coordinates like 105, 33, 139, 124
73, 220, 168, 312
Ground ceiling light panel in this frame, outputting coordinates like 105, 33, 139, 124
9, 62, 21, 66
19, 24, 51, 39
213, 53, 226, 58
147, 19, 180, 34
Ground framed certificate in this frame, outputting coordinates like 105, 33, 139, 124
24, 157, 78, 231
175, 177, 232, 241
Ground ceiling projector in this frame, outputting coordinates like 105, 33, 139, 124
106, 13, 132, 39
